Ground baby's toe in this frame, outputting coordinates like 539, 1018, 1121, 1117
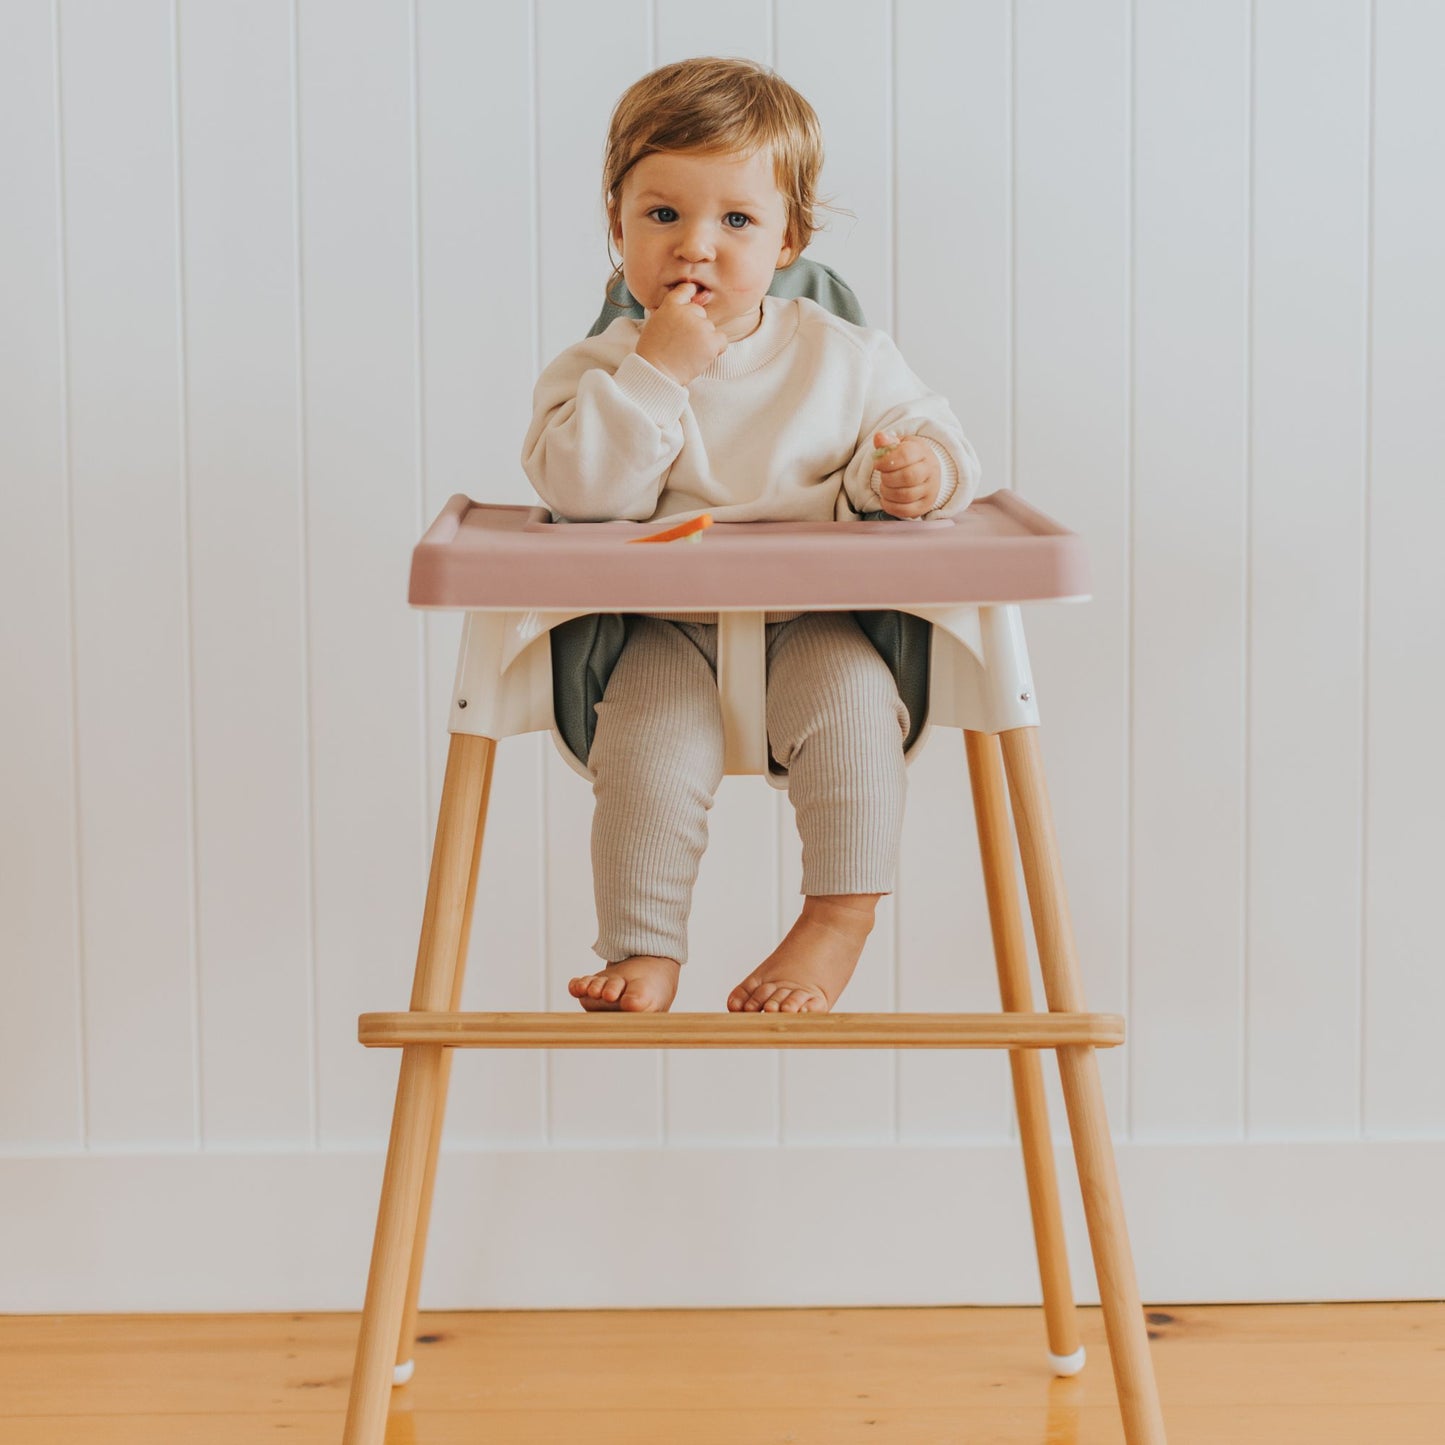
744, 983, 783, 1012
727, 976, 761, 1011
572, 972, 620, 1002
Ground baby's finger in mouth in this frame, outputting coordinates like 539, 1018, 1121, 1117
668, 280, 713, 304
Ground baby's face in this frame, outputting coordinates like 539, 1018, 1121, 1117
612, 148, 795, 338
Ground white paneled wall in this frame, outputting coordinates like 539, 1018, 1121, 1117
2, 0, 1442, 1311
1130, 0, 1250, 1142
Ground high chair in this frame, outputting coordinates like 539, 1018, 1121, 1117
341, 277, 1167, 1445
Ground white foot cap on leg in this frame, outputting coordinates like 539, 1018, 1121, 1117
1047, 1345, 1086, 1377
393, 1359, 415, 1386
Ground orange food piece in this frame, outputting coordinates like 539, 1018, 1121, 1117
626, 512, 714, 544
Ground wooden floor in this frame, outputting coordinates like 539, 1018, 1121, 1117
1, 1302, 1442, 1443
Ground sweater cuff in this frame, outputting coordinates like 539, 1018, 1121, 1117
613, 352, 689, 428
920, 438, 960, 512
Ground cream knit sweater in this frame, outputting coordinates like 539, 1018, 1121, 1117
521, 295, 981, 526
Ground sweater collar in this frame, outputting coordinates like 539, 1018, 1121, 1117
703, 295, 798, 379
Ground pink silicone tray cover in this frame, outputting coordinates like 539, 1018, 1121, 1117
408, 490, 1090, 611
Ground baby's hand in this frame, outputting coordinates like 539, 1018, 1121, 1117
871, 431, 941, 518
635, 283, 729, 387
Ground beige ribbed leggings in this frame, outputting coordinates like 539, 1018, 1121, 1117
587, 611, 910, 965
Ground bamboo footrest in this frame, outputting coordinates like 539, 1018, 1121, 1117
358, 1011, 1123, 1050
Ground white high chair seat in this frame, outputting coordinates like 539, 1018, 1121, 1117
412, 492, 1087, 781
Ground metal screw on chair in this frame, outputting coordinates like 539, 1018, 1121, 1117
1020, 690, 1031, 702
457, 699, 468, 708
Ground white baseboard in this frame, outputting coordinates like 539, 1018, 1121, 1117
3, 1140, 1441, 1312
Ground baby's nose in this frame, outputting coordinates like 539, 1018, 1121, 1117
674, 223, 716, 261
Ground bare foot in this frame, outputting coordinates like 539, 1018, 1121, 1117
569, 955, 680, 1012
726, 894, 880, 1013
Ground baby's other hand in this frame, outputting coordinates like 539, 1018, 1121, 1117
635, 283, 729, 388
871, 431, 941, 518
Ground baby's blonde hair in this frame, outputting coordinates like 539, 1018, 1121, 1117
602, 57, 827, 305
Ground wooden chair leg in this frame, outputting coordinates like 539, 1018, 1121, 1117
342, 733, 497, 1445
395, 739, 495, 1381
999, 726, 1167, 1445
963, 729, 1083, 1374
392, 1050, 455, 1385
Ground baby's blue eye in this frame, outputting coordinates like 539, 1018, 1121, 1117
724, 213, 752, 229
648, 207, 677, 223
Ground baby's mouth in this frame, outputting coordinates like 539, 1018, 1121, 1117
667, 280, 714, 305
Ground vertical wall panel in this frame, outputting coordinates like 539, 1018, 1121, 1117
0, 0, 85, 1148
58, 0, 198, 1147
894, 0, 1016, 1143
1248, 0, 1369, 1137
1013, 0, 1131, 1127
778, 0, 892, 330
179, 0, 314, 1147
415, 0, 548, 1148
1129, 0, 1250, 1139
668, 776, 784, 1145
655, 0, 771, 64
536, 0, 660, 1146
776, 0, 898, 1144
648, 8, 785, 1147
1363, 0, 1445, 1136
894, 0, 1012, 485
536, 0, 648, 367
297, 0, 428, 1146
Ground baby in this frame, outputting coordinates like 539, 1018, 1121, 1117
521, 57, 981, 1015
